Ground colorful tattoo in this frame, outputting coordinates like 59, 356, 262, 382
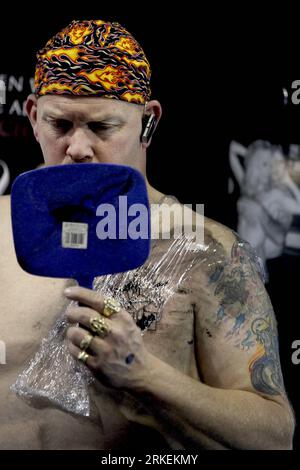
209, 233, 285, 396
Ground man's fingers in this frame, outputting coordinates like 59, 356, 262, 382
67, 341, 97, 368
64, 286, 105, 312
66, 306, 113, 333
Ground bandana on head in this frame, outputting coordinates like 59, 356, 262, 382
34, 19, 151, 104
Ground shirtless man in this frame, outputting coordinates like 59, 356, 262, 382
0, 19, 295, 450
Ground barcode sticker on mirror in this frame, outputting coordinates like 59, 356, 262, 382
62, 222, 88, 249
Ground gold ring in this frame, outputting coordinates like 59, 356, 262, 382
90, 316, 110, 338
78, 350, 89, 364
80, 333, 94, 351
102, 297, 121, 318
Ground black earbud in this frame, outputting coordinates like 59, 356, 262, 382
140, 114, 157, 144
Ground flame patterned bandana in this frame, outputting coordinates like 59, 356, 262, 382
34, 19, 151, 104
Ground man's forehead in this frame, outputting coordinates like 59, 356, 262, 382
38, 95, 142, 119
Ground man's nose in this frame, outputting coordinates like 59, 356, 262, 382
66, 128, 94, 163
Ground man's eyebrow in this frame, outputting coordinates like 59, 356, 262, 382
42, 110, 125, 122
42, 111, 70, 120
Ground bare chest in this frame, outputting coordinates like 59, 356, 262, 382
142, 286, 196, 374
0, 270, 71, 369
0, 259, 197, 449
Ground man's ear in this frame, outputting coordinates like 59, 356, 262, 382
25, 94, 39, 142
142, 99, 162, 148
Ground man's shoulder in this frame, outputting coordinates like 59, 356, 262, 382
159, 197, 239, 257
201, 215, 265, 285
181, 202, 237, 257
203, 215, 237, 257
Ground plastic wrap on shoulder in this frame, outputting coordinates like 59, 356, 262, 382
230, 230, 267, 284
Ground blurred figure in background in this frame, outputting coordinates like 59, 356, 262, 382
229, 140, 300, 276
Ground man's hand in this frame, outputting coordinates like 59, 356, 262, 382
64, 286, 152, 390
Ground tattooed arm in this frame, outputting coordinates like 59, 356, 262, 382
130, 223, 294, 449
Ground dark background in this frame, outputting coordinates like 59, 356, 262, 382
0, 6, 299, 449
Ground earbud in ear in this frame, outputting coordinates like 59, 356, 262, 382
140, 114, 157, 144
